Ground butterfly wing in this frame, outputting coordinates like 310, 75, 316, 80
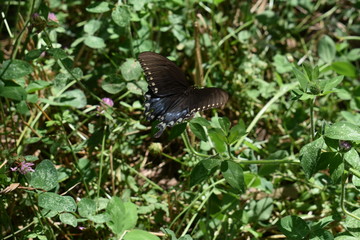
146, 87, 229, 137
138, 52, 190, 97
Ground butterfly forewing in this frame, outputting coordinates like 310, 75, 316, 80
138, 52, 190, 97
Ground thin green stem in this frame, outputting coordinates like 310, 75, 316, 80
181, 188, 214, 237
11, 0, 36, 59
309, 97, 316, 140
182, 131, 209, 158
124, 162, 165, 192
170, 179, 225, 229
233, 158, 300, 165
97, 125, 107, 207
234, 82, 298, 150
340, 171, 360, 221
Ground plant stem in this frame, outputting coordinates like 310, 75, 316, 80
309, 97, 316, 140
234, 82, 298, 150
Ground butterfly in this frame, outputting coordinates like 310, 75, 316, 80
138, 52, 229, 138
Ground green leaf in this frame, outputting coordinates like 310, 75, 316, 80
16, 100, 29, 114
273, 54, 292, 74
190, 159, 220, 186
300, 137, 325, 179
331, 62, 357, 78
124, 230, 160, 240
328, 153, 343, 184
127, 82, 143, 95
278, 216, 310, 240
0, 59, 33, 80
26, 80, 51, 93
84, 20, 102, 35
347, 48, 360, 61
29, 160, 58, 191
102, 75, 125, 94
71, 67, 83, 79
218, 117, 231, 134
112, 5, 130, 27
344, 148, 360, 171
220, 160, 245, 193
38, 192, 76, 212
59, 89, 87, 108
25, 49, 43, 60
84, 36, 106, 49
106, 197, 138, 236
322, 76, 344, 93
189, 122, 208, 141
59, 213, 77, 227
325, 122, 360, 141
252, 197, 273, 221
228, 123, 246, 145
86, 1, 112, 13
292, 66, 308, 91
208, 128, 227, 153
318, 35, 336, 63
168, 122, 187, 140
0, 85, 27, 101
47, 48, 68, 59
190, 117, 211, 127
345, 208, 360, 238
78, 198, 97, 217
88, 213, 111, 223
120, 59, 142, 81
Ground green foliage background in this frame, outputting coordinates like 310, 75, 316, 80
1, 0, 360, 239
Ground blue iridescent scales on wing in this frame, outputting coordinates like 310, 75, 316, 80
138, 52, 229, 138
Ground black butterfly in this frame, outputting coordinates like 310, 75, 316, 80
138, 52, 229, 138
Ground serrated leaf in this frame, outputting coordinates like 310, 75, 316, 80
228, 124, 246, 145
190, 159, 220, 186
26, 80, 51, 93
0, 85, 27, 101
220, 160, 245, 193
189, 122, 207, 141
218, 117, 231, 134
345, 208, 360, 238
323, 76, 343, 93
328, 153, 343, 184
300, 137, 324, 179
344, 148, 360, 170
278, 216, 310, 240
47, 48, 68, 59
190, 117, 210, 126
325, 122, 360, 141
208, 128, 227, 153
292, 66, 308, 91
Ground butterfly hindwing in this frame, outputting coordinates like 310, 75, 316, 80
138, 52, 229, 137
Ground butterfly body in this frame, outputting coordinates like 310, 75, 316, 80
138, 52, 228, 137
